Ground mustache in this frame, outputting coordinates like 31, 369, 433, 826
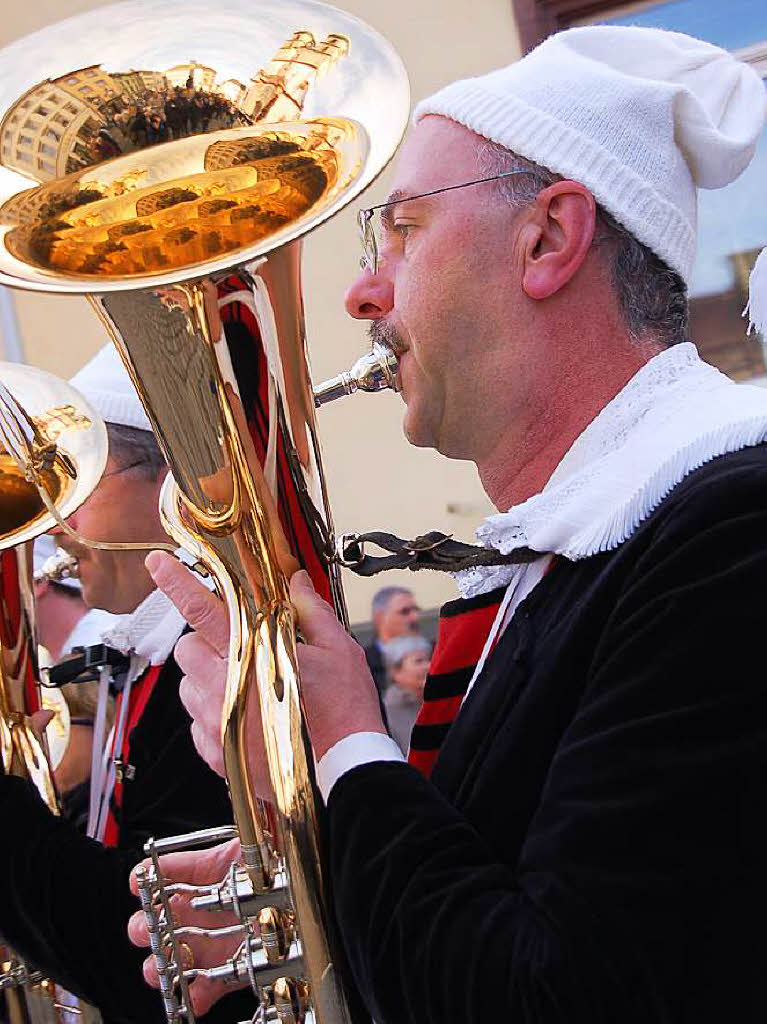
368, 319, 407, 356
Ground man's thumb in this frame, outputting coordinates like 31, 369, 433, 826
145, 551, 229, 656
30, 709, 55, 735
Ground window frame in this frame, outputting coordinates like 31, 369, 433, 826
512, 0, 767, 57
512, 0, 627, 52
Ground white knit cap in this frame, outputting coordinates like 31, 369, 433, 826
414, 26, 767, 284
69, 344, 152, 432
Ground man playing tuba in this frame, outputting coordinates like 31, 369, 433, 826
138, 24, 767, 1024
0, 346, 248, 1024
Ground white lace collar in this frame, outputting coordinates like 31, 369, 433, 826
100, 586, 185, 666
99, 548, 205, 665
455, 343, 767, 598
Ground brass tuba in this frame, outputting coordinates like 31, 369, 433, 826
0, 363, 107, 1023
0, 3, 409, 1022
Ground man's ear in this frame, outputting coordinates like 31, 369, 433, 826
521, 182, 597, 301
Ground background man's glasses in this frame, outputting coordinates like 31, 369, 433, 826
101, 460, 147, 480
397, 605, 420, 616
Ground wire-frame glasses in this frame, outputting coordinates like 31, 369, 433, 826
357, 170, 536, 274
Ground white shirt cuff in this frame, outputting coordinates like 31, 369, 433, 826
315, 731, 405, 803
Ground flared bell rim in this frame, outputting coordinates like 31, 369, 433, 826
0, 0, 410, 294
0, 363, 108, 548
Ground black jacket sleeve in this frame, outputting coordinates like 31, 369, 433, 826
0, 653, 249, 1024
326, 460, 767, 1024
0, 773, 162, 1024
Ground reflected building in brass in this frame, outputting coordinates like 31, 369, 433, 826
1, 123, 353, 277
242, 31, 350, 120
1, 66, 123, 181
0, 30, 355, 281
0, 30, 349, 187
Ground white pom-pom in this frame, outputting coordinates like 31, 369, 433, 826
744, 247, 767, 336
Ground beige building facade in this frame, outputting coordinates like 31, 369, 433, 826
1, 72, 108, 181
0, 0, 522, 625
165, 63, 217, 90
241, 30, 349, 120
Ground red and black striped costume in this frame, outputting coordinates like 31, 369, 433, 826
407, 587, 504, 778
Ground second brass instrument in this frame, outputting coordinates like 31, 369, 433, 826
0, 363, 107, 1024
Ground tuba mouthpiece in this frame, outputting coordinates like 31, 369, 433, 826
34, 549, 79, 584
313, 341, 399, 407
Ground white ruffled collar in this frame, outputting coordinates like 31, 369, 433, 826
455, 343, 767, 598
99, 548, 206, 665
101, 586, 185, 666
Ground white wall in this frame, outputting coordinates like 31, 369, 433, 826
0, 0, 521, 622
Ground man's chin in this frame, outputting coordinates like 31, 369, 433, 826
402, 408, 436, 450
78, 576, 110, 614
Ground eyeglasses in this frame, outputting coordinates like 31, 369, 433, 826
357, 170, 536, 275
100, 460, 147, 481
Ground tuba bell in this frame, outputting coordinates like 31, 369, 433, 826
0, 3, 409, 1022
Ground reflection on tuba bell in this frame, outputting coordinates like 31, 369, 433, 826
0, 3, 409, 1023
0, 363, 107, 1024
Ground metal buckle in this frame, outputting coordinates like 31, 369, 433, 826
335, 532, 365, 568
114, 758, 136, 783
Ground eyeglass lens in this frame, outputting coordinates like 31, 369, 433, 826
358, 209, 378, 273
356, 170, 537, 275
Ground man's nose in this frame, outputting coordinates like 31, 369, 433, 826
344, 267, 394, 320
47, 509, 75, 537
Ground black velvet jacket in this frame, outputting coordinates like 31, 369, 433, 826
0, 653, 247, 1024
328, 446, 767, 1024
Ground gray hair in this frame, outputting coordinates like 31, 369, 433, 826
382, 634, 432, 670
371, 586, 413, 616
105, 422, 166, 481
476, 141, 689, 349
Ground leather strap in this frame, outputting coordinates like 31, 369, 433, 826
47, 644, 131, 688
336, 530, 540, 576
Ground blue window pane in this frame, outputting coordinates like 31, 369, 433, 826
693, 81, 767, 298
688, 75, 767, 379
590, 4, 767, 377
600, 0, 767, 52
